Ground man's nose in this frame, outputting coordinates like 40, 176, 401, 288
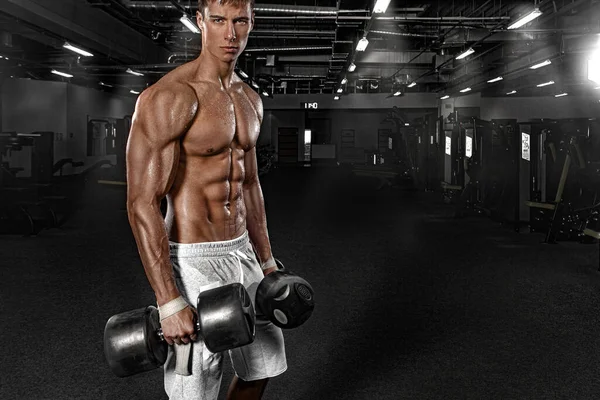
226, 23, 236, 41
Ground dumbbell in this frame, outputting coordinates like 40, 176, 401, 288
256, 259, 315, 329
104, 283, 255, 378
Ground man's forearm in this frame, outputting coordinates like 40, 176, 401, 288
244, 181, 276, 270
127, 201, 180, 304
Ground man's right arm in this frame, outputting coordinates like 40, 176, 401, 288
126, 83, 198, 344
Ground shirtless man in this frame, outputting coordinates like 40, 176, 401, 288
125, 0, 287, 399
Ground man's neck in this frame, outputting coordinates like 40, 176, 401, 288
195, 52, 237, 88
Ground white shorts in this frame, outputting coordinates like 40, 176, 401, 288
164, 231, 287, 400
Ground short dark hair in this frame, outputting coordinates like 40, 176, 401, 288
197, 0, 255, 17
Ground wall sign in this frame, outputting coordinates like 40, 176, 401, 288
522, 132, 530, 161
465, 136, 473, 158
302, 102, 319, 109
445, 136, 452, 156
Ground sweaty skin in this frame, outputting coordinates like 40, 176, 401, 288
126, 2, 276, 349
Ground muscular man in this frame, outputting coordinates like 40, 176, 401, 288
126, 0, 287, 398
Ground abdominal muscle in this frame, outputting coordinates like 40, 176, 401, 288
164, 148, 247, 244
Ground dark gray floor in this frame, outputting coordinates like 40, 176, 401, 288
2, 166, 600, 400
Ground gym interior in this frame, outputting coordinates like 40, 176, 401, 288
2, 0, 600, 399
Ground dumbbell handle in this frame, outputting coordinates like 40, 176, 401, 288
156, 321, 201, 342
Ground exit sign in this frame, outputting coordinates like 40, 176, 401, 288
302, 102, 319, 109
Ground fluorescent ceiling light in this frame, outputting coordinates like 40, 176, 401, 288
393, 91, 402, 96
456, 48, 475, 60
404, 123, 410, 126
99, 82, 113, 88
130, 90, 140, 95
262, 91, 269, 96
555, 93, 568, 97
507, 90, 517, 95
348, 63, 356, 72
251, 81, 259, 88
440, 95, 450, 100
373, 0, 392, 13
126, 68, 144, 76
460, 87, 472, 93
356, 38, 369, 52
180, 14, 200, 34
407, 82, 416, 88
334, 96, 340, 100
238, 70, 249, 79
63, 42, 94, 57
337, 88, 343, 93
537, 80, 555, 87
507, 8, 543, 30
51, 70, 73, 78
589, 59, 600, 84
487, 76, 503, 83
341, 78, 348, 85
530, 60, 552, 69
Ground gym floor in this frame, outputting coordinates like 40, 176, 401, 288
3, 166, 600, 400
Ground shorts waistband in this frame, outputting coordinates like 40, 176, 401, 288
169, 231, 250, 258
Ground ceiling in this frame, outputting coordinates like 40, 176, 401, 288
0, 0, 599, 100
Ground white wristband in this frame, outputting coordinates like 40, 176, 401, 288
261, 258, 277, 271
158, 296, 189, 321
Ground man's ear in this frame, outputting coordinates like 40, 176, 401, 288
249, 11, 255, 33
196, 10, 203, 31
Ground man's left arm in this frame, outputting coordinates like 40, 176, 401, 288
243, 146, 277, 276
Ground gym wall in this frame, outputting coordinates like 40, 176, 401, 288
1, 78, 135, 176
2, 78, 67, 177
261, 93, 439, 162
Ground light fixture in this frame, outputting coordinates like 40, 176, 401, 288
487, 76, 503, 83
251, 81, 259, 89
99, 82, 113, 88
404, 123, 410, 126
373, 0, 392, 13
180, 14, 201, 34
337, 88, 343, 93
348, 63, 356, 72
334, 96, 340, 100
126, 68, 144, 76
555, 93, 568, 97
238, 70, 249, 79
537, 81, 555, 87
356, 38, 369, 52
262, 91, 269, 96
460, 87, 472, 93
507, 8, 543, 30
341, 77, 348, 85
393, 90, 402, 96
507, 90, 517, 95
440, 95, 450, 100
589, 59, 600, 84
407, 82, 416, 88
530, 60, 552, 69
130, 90, 140, 95
456, 48, 475, 60
63, 42, 94, 57
51, 70, 73, 78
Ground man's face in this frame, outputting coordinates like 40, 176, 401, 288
197, 1, 254, 63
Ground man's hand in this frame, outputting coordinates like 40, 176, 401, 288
161, 307, 198, 346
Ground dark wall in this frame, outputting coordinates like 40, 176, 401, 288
1, 78, 135, 177
260, 107, 436, 162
